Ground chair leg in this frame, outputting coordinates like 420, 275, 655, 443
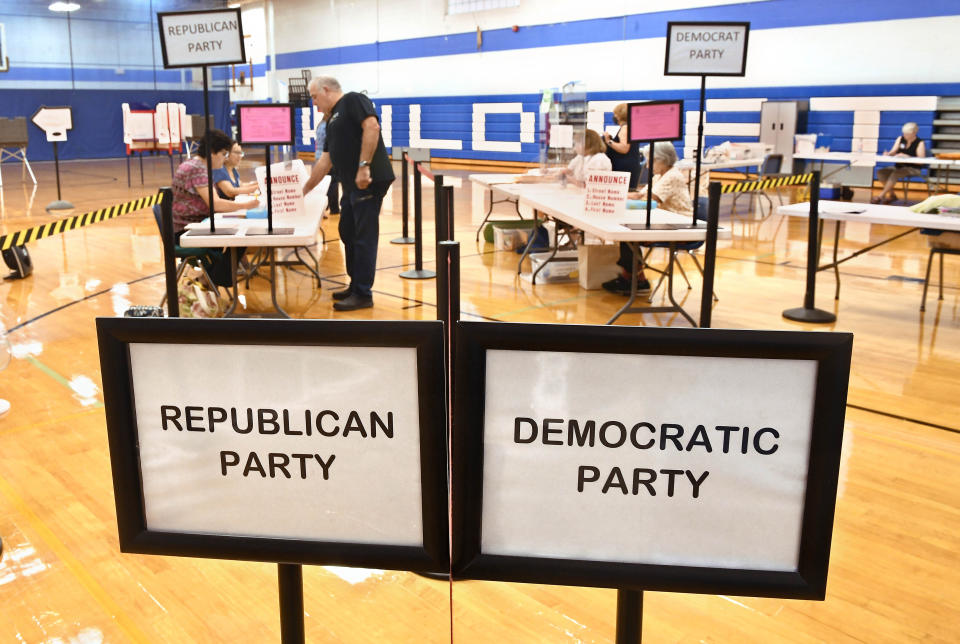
647, 271, 667, 302
689, 252, 719, 302
161, 259, 191, 307
921, 248, 935, 311
675, 255, 692, 289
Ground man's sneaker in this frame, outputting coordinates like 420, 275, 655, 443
331, 286, 353, 301
333, 294, 373, 311
602, 275, 651, 296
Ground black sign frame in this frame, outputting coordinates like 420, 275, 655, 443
664, 21, 750, 77
236, 103, 296, 146
97, 317, 449, 573
157, 7, 246, 70
626, 99, 684, 143
452, 321, 851, 599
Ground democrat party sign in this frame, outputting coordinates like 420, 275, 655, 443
665, 22, 750, 76
157, 8, 245, 69
96, 317, 448, 572
453, 322, 851, 599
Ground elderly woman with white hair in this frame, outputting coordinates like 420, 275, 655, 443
873, 122, 926, 204
603, 141, 693, 296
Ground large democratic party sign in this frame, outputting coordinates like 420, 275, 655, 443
157, 8, 245, 69
665, 22, 750, 76
97, 317, 449, 573
452, 322, 851, 599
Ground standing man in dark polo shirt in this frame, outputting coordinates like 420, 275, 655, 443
304, 76, 395, 311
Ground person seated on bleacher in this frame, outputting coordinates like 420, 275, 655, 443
872, 122, 926, 204
213, 142, 259, 200
603, 141, 693, 297
172, 128, 246, 286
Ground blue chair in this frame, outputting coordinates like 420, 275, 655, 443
152, 204, 220, 306
641, 196, 718, 302
732, 153, 784, 215
920, 229, 960, 311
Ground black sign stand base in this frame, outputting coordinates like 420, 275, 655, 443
46, 141, 74, 211
781, 171, 836, 324
616, 589, 643, 643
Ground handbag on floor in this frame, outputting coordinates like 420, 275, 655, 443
178, 264, 226, 318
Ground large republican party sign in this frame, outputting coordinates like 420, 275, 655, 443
157, 8, 246, 69
452, 322, 851, 599
96, 317, 449, 573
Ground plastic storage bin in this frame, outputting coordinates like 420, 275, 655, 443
523, 250, 579, 283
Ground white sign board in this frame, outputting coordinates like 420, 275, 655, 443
583, 171, 630, 218
255, 160, 309, 218
665, 22, 750, 76
481, 348, 816, 571
31, 106, 72, 142
127, 342, 424, 545
157, 9, 245, 69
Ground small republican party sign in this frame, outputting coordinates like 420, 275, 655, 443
665, 22, 750, 76
96, 317, 448, 573
452, 322, 851, 599
157, 8, 245, 69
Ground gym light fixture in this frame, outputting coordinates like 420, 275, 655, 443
48, 2, 81, 11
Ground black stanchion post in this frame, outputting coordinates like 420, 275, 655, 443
392, 151, 414, 244
159, 187, 178, 317
615, 588, 643, 643
699, 181, 721, 328
444, 185, 455, 241
265, 144, 273, 234
399, 161, 436, 279
53, 141, 62, 201
277, 564, 305, 644
645, 141, 655, 228
782, 171, 836, 323
434, 173, 446, 243
202, 66, 215, 233
692, 74, 707, 226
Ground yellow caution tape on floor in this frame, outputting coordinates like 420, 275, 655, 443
0, 192, 165, 251
720, 173, 814, 194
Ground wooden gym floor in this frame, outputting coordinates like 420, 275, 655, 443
0, 156, 958, 643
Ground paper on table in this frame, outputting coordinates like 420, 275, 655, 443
823, 206, 867, 215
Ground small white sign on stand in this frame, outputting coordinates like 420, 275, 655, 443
255, 160, 309, 218
584, 170, 630, 218
157, 8, 245, 69
31, 106, 72, 142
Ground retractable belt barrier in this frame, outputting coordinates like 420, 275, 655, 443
720, 172, 813, 194
0, 192, 165, 251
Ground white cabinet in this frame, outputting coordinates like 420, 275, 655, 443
760, 101, 808, 173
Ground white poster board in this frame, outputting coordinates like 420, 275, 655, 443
127, 342, 424, 545
480, 348, 816, 571
255, 160, 309, 218
584, 171, 630, 218
665, 22, 750, 76
157, 8, 245, 69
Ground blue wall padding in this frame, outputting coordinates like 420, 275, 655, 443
0, 89, 231, 161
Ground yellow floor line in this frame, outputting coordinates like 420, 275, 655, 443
0, 472, 153, 643
0, 407, 102, 437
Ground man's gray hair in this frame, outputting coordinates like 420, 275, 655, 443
652, 141, 679, 167
902, 122, 919, 135
309, 76, 341, 92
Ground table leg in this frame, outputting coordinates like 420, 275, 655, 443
516, 210, 543, 278
224, 247, 239, 316
663, 244, 697, 327
833, 222, 841, 300
269, 249, 291, 319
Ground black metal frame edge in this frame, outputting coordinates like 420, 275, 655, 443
157, 8, 246, 70
663, 21, 751, 77
452, 321, 851, 599
236, 102, 297, 146
625, 100, 685, 144
95, 317, 449, 573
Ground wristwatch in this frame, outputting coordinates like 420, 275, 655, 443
358, 160, 370, 169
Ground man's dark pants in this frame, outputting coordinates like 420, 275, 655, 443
338, 181, 391, 298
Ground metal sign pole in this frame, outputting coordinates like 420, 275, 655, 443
645, 141, 655, 228
783, 171, 836, 323
698, 181, 721, 328
202, 65, 215, 234
615, 589, 643, 643
692, 74, 707, 226
277, 563, 305, 644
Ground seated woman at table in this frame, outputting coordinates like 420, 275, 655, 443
172, 128, 246, 286
603, 141, 693, 296
563, 129, 612, 183
213, 141, 259, 200
872, 122, 926, 204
